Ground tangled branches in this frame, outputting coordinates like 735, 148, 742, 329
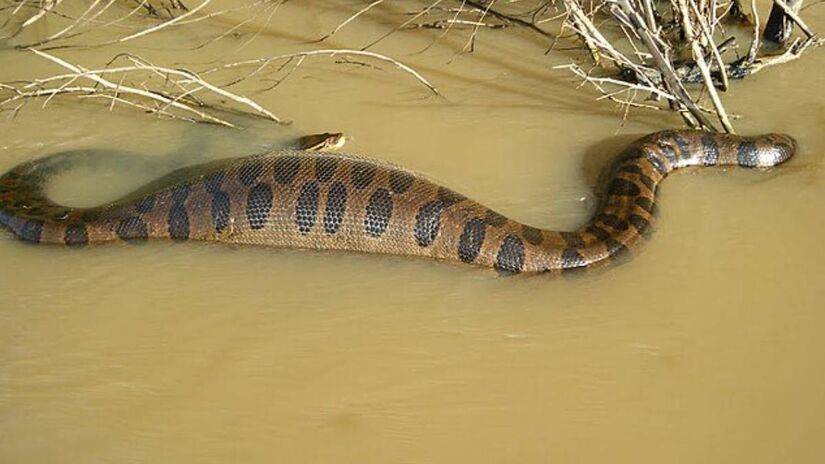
310, 0, 821, 132
0, 1, 439, 127
558, 0, 822, 132
0, 1, 821, 132
0, 47, 439, 126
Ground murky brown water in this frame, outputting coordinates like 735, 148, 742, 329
1, 1, 824, 462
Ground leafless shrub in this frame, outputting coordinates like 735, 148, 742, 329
316, 0, 821, 132
0, 0, 820, 132
0, 1, 439, 126
557, 0, 822, 132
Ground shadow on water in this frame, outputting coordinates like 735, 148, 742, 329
17, 113, 307, 207
579, 133, 643, 191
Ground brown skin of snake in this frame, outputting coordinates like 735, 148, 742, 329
0, 130, 796, 275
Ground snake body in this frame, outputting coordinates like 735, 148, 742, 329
0, 130, 795, 274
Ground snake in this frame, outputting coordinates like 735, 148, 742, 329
0, 130, 795, 275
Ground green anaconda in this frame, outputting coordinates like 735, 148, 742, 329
0, 130, 795, 275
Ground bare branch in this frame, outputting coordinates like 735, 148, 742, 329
204, 49, 440, 96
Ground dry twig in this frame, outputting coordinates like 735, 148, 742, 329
202, 49, 440, 96
1, 49, 286, 127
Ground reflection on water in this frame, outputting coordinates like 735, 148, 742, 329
1, 1, 824, 463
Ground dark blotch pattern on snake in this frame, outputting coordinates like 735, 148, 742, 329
0, 130, 796, 274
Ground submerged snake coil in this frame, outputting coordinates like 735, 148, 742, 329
0, 130, 795, 274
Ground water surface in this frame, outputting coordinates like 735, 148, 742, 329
0, 1, 823, 462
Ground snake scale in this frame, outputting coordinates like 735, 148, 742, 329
0, 130, 795, 274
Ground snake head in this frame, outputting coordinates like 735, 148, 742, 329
748, 133, 796, 168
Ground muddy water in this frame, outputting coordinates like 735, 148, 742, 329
1, 1, 823, 462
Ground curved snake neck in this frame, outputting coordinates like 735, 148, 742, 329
0, 130, 795, 274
